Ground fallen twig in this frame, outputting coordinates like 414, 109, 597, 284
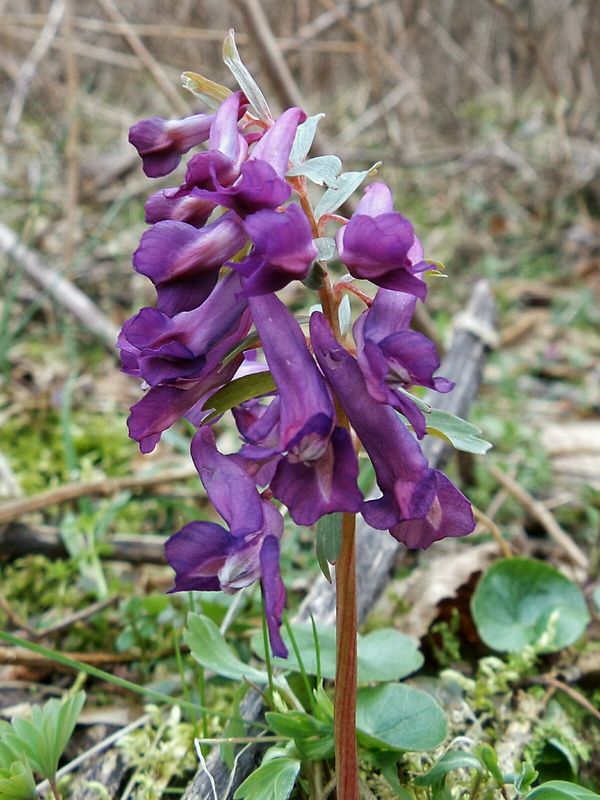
488, 464, 588, 570
0, 464, 197, 524
0, 222, 120, 349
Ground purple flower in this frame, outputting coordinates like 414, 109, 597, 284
119, 272, 252, 452
129, 112, 214, 178
310, 312, 474, 548
165, 428, 287, 656
144, 188, 215, 228
175, 91, 249, 196
234, 204, 318, 297
354, 288, 453, 438
132, 213, 246, 315
187, 107, 305, 218
240, 294, 362, 525
336, 183, 430, 298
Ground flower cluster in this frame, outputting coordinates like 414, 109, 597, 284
120, 86, 475, 656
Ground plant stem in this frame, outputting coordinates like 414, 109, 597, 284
334, 511, 359, 800
49, 778, 62, 800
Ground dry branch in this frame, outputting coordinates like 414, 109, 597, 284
0, 464, 197, 525
0, 523, 167, 565
0, 222, 120, 349
182, 279, 497, 800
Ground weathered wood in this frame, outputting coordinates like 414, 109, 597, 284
183, 279, 497, 800
0, 522, 167, 564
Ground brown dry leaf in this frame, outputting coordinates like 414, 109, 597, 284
386, 541, 499, 640
541, 421, 600, 489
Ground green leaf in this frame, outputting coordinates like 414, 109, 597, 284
223, 29, 272, 123
338, 294, 352, 336
252, 624, 423, 682
202, 372, 276, 424
185, 613, 271, 684
424, 408, 492, 455
315, 512, 342, 582
287, 155, 341, 187
525, 781, 600, 799
233, 756, 300, 800
290, 114, 324, 165
314, 162, 382, 218
471, 558, 590, 653
414, 750, 483, 788
0, 761, 37, 800
180, 70, 232, 109
474, 744, 504, 785
356, 683, 447, 751
265, 711, 326, 740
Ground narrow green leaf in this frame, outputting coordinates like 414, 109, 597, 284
289, 114, 325, 165
202, 372, 276, 424
316, 513, 342, 564
233, 756, 300, 800
223, 29, 272, 123
221, 331, 261, 368
0, 761, 37, 800
287, 155, 342, 187
314, 162, 381, 218
185, 613, 271, 684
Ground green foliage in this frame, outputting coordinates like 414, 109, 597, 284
471, 558, 590, 653
356, 684, 447, 752
314, 163, 382, 218
202, 372, 276, 424
315, 512, 342, 581
287, 155, 342, 187
251, 622, 423, 682
233, 753, 301, 800
0, 692, 85, 798
222, 30, 272, 123
525, 781, 600, 799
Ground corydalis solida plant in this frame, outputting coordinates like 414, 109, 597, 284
119, 30, 476, 798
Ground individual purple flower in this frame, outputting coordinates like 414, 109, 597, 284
188, 107, 305, 218
354, 287, 453, 438
165, 428, 287, 657
310, 312, 474, 548
132, 213, 246, 315
234, 204, 318, 297
237, 294, 362, 525
119, 272, 252, 452
144, 188, 215, 228
336, 182, 431, 298
175, 91, 249, 196
129, 112, 215, 178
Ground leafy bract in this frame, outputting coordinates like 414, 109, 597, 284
314, 163, 381, 218
356, 684, 446, 751
424, 408, 492, 455
223, 29, 272, 123
287, 156, 342, 187
180, 71, 232, 109
315, 512, 342, 581
289, 114, 324, 165
202, 372, 276, 424
471, 558, 590, 653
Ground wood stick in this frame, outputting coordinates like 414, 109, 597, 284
3, 0, 66, 143
0, 222, 120, 349
0, 523, 167, 564
488, 464, 588, 569
0, 645, 138, 668
0, 464, 197, 524
94, 0, 188, 114
183, 279, 497, 800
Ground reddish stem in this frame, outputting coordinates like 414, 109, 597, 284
294, 179, 360, 799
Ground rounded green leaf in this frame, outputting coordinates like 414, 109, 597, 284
526, 781, 600, 800
233, 756, 300, 800
471, 558, 590, 653
356, 683, 447, 752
